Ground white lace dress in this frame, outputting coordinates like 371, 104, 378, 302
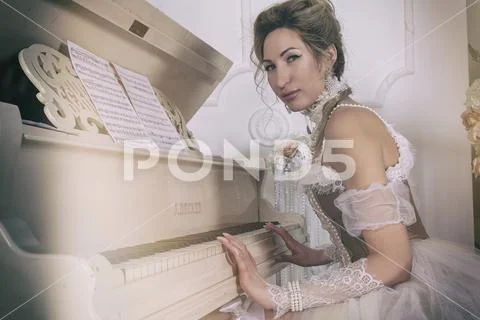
227, 105, 480, 320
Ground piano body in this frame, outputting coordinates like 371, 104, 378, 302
0, 1, 306, 319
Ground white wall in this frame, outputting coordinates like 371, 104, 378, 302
380, 0, 473, 245
149, 0, 474, 245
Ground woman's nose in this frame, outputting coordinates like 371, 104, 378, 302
275, 67, 291, 90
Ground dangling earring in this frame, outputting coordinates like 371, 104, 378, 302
321, 68, 346, 100
324, 70, 336, 94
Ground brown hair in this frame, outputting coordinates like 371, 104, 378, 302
251, 0, 346, 88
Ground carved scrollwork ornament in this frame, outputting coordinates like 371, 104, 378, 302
18, 44, 106, 133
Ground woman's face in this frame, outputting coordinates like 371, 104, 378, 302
263, 28, 327, 112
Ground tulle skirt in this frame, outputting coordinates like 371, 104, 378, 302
291, 239, 480, 320
230, 238, 480, 320
343, 238, 480, 320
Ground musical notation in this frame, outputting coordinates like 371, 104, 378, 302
113, 63, 181, 150
67, 41, 151, 143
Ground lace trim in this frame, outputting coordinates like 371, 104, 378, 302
267, 283, 290, 319
267, 258, 384, 318
307, 258, 383, 302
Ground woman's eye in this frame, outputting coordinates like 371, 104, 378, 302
286, 55, 300, 63
264, 64, 275, 72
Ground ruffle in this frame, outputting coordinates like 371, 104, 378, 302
334, 180, 417, 237
384, 127, 415, 182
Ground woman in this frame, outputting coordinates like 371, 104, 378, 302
218, 0, 480, 319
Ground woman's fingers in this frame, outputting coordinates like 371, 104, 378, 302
217, 234, 253, 273
222, 233, 246, 248
222, 234, 258, 266
264, 223, 298, 249
219, 229, 304, 269
217, 236, 239, 257
263, 222, 277, 231
264, 223, 291, 239
217, 236, 243, 270
217, 235, 273, 309
222, 233, 249, 257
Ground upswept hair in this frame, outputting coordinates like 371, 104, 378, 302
251, 0, 346, 87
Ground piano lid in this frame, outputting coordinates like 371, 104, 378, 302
0, 0, 233, 122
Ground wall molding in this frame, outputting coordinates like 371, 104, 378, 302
204, 0, 253, 107
373, 0, 415, 107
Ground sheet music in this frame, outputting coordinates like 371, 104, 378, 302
67, 41, 151, 144
113, 64, 181, 149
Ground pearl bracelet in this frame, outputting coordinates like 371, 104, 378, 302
287, 281, 303, 312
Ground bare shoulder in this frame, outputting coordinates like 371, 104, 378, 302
324, 105, 385, 140
323, 105, 389, 189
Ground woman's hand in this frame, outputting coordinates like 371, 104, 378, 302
264, 223, 331, 267
217, 233, 275, 310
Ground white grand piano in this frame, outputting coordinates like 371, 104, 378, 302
0, 1, 306, 319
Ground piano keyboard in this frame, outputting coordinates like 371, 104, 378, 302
101, 222, 279, 264
92, 222, 305, 286
89, 222, 306, 319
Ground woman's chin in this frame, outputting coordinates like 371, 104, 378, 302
286, 102, 310, 113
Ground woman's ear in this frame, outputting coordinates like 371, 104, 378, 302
325, 44, 338, 69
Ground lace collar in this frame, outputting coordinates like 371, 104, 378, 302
301, 75, 348, 131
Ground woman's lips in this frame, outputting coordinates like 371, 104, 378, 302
282, 90, 299, 102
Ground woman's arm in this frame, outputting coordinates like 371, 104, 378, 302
362, 225, 412, 285
325, 106, 413, 285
